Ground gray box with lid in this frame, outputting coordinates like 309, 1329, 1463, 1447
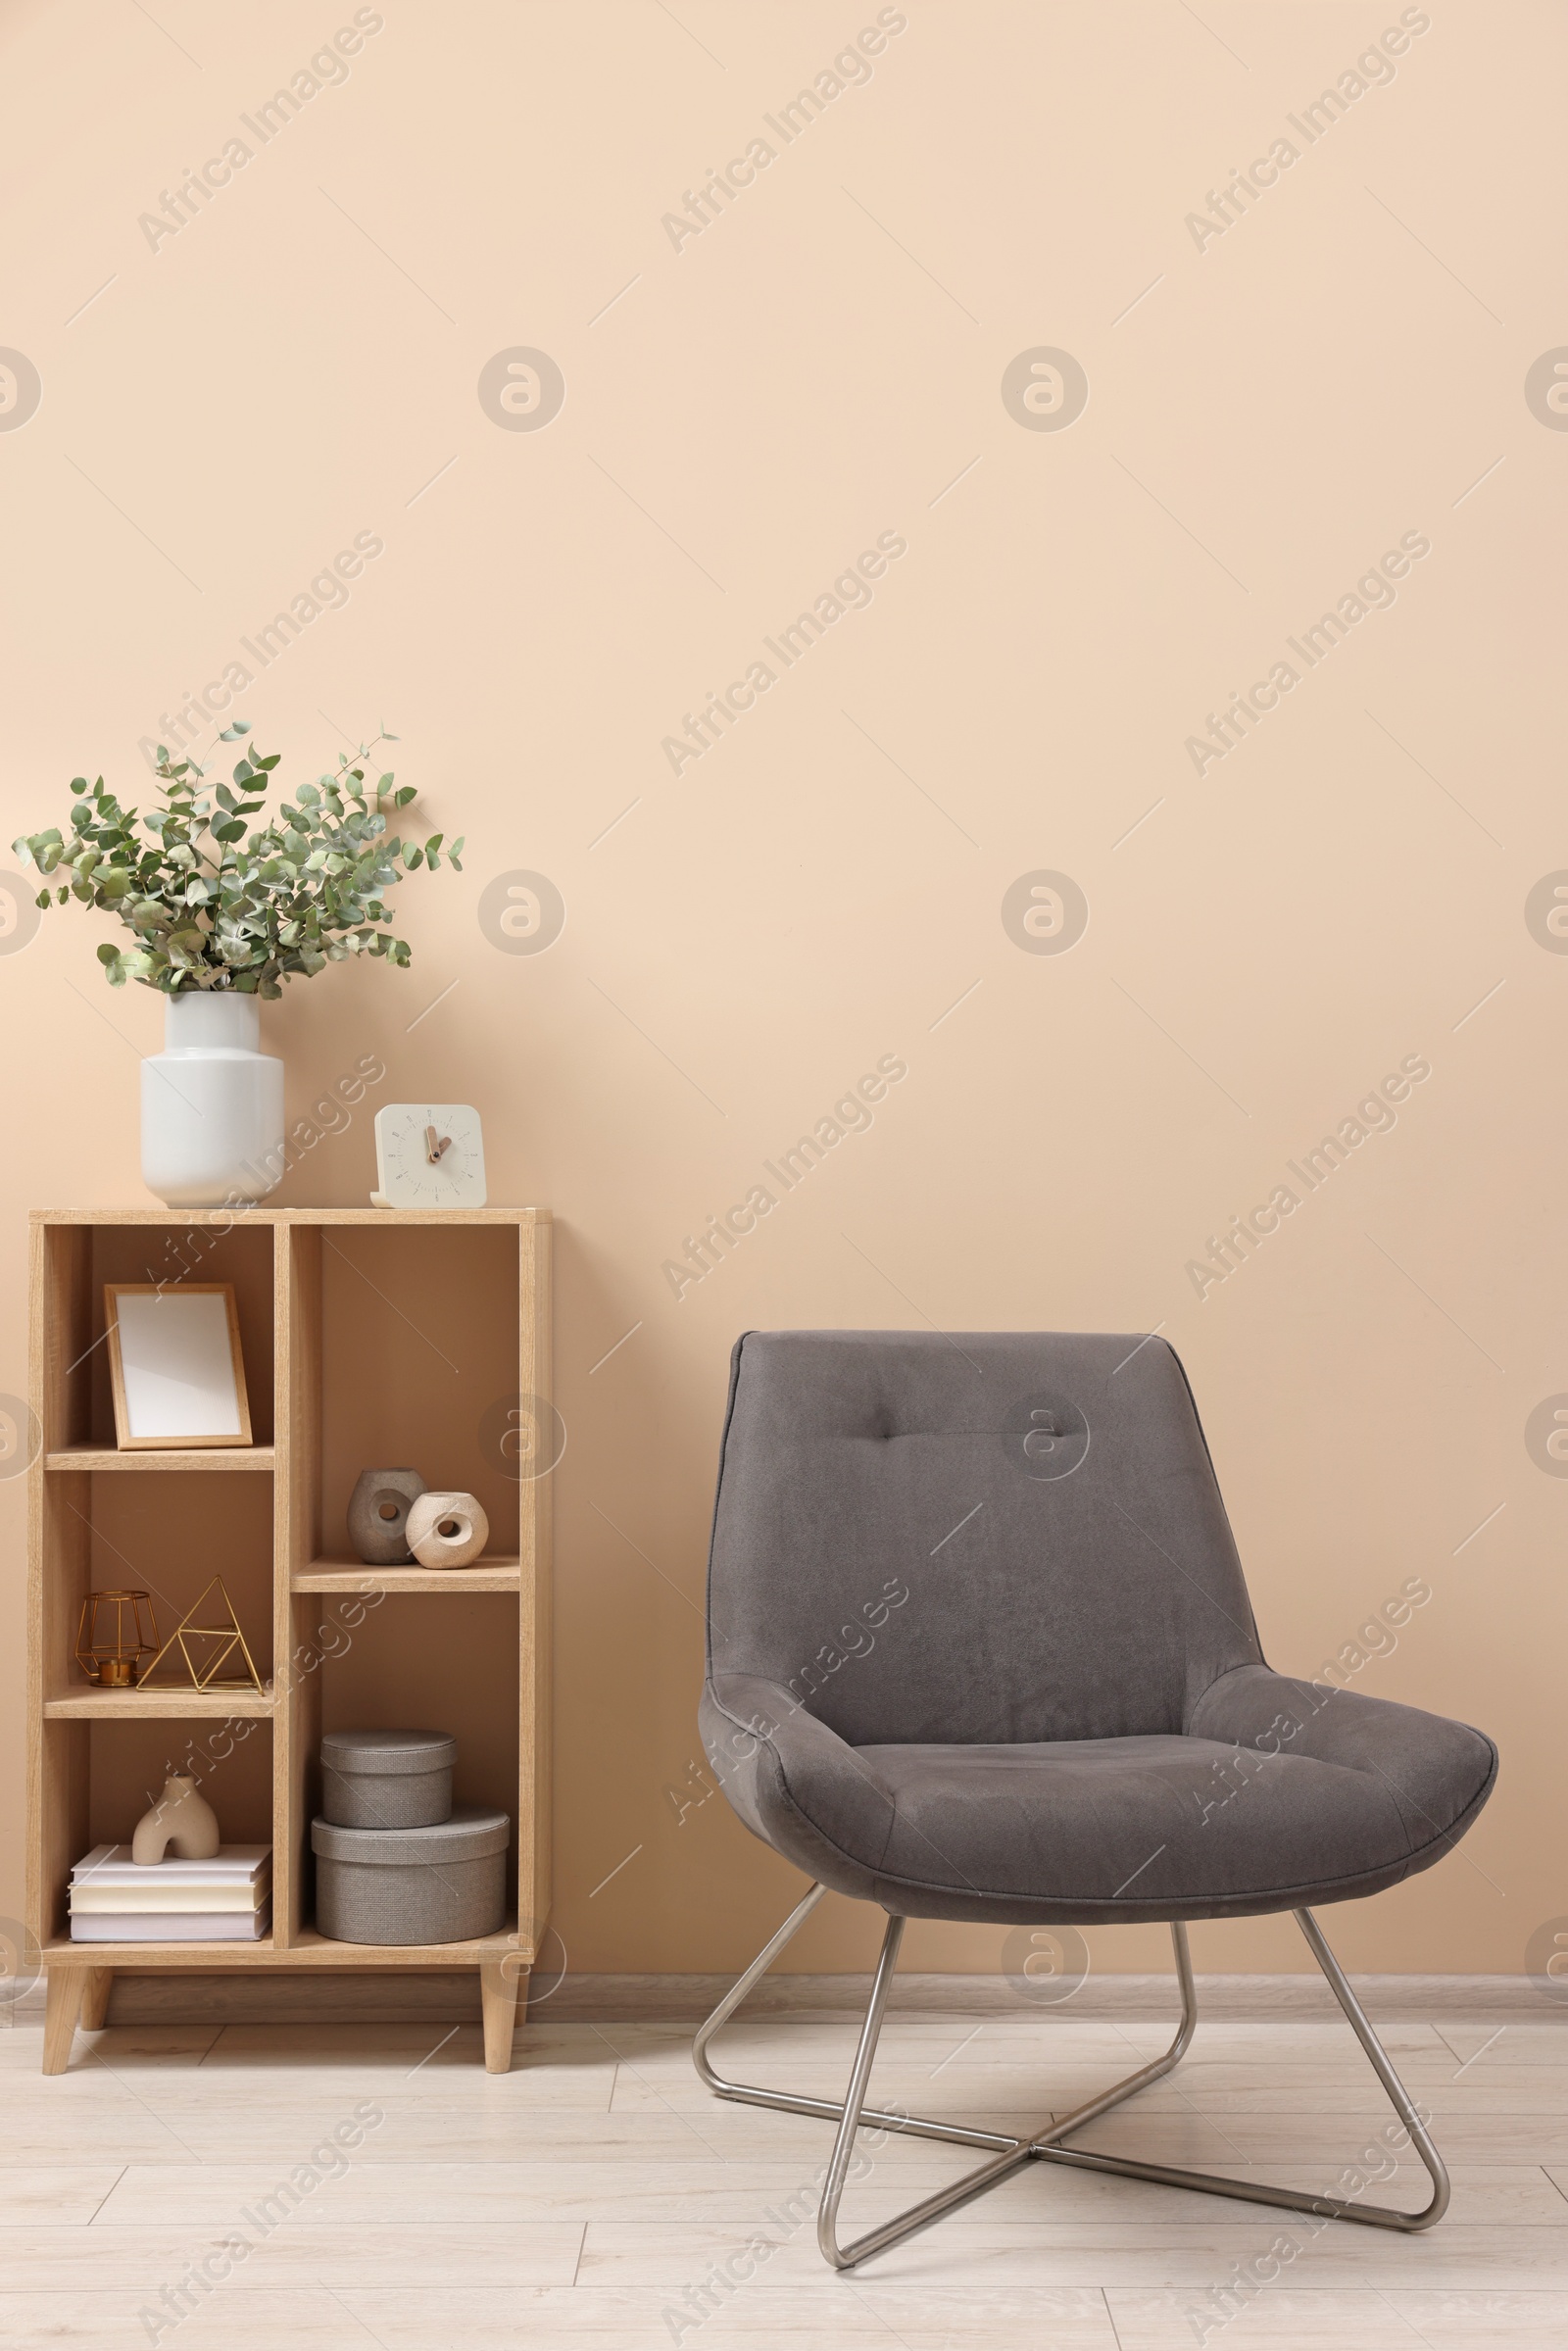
320, 1728, 457, 1829
313, 1805, 510, 1944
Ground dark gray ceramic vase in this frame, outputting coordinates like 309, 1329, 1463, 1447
347, 1468, 426, 1565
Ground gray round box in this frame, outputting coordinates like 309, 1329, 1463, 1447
312, 1805, 511, 1944
320, 1729, 457, 1829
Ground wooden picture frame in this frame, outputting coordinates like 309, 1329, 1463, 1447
104, 1284, 253, 1450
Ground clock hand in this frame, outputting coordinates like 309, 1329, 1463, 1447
423, 1124, 453, 1164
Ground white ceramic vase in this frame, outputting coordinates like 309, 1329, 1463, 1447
141, 993, 285, 1209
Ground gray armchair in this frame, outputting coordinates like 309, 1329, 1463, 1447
692, 1330, 1496, 2270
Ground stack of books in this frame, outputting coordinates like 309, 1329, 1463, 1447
69, 1845, 271, 1941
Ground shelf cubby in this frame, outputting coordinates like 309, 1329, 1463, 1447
26, 1207, 552, 2077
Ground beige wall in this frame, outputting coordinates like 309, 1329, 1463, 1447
0, 0, 1560, 1983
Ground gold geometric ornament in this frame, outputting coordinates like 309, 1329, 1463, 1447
140, 1576, 264, 1692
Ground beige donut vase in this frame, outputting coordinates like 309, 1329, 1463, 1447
406, 1492, 490, 1570
132, 1773, 220, 1865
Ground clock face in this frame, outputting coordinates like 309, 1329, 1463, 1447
373, 1104, 487, 1208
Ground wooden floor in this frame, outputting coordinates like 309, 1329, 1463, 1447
0, 2001, 1563, 2347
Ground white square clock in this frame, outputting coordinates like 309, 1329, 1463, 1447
371, 1103, 487, 1208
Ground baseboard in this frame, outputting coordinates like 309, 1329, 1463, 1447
101, 1971, 486, 2027
12, 1968, 1537, 2030
530, 1971, 1541, 2022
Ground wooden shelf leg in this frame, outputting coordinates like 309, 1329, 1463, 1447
480, 1958, 523, 2073
42, 1968, 87, 2076
78, 1968, 113, 2032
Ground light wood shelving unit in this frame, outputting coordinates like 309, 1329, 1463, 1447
26, 1207, 552, 2076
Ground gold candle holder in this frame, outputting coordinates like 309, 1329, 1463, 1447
74, 1590, 160, 1688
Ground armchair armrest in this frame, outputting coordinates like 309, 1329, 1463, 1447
1189, 1662, 1497, 1851
700, 1673, 897, 1891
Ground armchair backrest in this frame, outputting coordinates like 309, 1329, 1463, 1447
706, 1330, 1262, 1746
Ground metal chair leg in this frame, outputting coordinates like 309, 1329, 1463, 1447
1030, 1907, 1449, 2232
693, 1886, 1450, 2270
694, 1885, 1014, 2152
815, 1913, 1200, 2270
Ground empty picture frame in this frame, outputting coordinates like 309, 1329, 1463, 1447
105, 1285, 253, 1449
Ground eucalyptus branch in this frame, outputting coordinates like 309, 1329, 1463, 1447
12, 723, 463, 1001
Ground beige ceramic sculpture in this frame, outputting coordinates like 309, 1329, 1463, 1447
132, 1773, 220, 1865
406, 1491, 490, 1569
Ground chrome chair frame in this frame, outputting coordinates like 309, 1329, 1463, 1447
693, 1882, 1448, 2271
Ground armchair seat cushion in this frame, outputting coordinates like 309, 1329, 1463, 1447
702, 1666, 1496, 1927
